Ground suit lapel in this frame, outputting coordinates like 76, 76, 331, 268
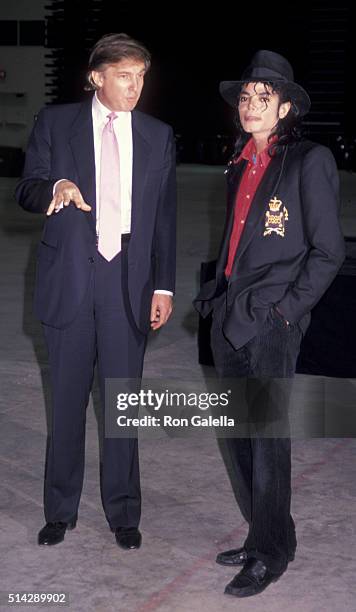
69, 99, 96, 232
229, 151, 285, 277
216, 160, 246, 276
131, 112, 151, 236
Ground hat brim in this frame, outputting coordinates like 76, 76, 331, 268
219, 79, 311, 116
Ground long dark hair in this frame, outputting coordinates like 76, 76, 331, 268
231, 81, 303, 160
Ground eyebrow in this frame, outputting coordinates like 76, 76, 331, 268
112, 66, 146, 75
115, 70, 145, 74
240, 89, 271, 96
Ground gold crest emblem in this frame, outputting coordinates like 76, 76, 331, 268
263, 197, 289, 237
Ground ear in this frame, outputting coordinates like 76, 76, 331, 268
279, 101, 291, 119
90, 70, 104, 89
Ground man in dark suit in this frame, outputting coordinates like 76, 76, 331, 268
16, 33, 176, 550
194, 50, 345, 597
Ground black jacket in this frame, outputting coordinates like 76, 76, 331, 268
194, 140, 345, 350
16, 99, 176, 332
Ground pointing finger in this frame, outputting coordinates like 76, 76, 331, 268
46, 199, 56, 216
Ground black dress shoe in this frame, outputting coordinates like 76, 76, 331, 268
224, 558, 282, 598
114, 527, 142, 550
38, 521, 76, 546
216, 547, 247, 566
217, 547, 295, 566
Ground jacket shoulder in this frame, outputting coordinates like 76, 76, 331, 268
34, 102, 90, 135
37, 102, 82, 118
291, 139, 336, 163
133, 110, 173, 135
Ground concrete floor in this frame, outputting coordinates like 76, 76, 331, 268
0, 167, 356, 611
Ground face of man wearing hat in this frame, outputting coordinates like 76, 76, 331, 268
238, 82, 291, 151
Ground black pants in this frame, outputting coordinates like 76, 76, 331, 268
43, 240, 146, 529
211, 290, 303, 574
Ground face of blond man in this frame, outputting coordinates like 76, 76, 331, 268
91, 58, 146, 112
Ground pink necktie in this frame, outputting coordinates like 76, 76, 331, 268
98, 112, 121, 261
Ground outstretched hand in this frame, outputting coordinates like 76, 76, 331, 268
47, 180, 91, 216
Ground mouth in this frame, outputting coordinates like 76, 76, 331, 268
245, 116, 261, 121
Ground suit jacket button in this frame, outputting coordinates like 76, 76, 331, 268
88, 257, 94, 263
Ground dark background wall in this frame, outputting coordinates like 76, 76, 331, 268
43, 0, 355, 162
2, 0, 355, 164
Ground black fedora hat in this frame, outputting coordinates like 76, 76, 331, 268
220, 50, 311, 116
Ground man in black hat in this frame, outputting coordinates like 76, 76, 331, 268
194, 50, 345, 597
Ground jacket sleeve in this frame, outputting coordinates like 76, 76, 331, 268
152, 127, 177, 293
277, 145, 345, 323
15, 108, 56, 213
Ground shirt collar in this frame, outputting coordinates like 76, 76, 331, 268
236, 136, 277, 168
92, 92, 131, 125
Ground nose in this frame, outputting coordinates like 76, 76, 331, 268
128, 76, 140, 93
247, 94, 259, 110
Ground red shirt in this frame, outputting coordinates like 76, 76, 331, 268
225, 138, 274, 277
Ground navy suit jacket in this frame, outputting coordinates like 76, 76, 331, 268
194, 140, 345, 350
16, 98, 176, 333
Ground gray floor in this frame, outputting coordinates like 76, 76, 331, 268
0, 167, 356, 611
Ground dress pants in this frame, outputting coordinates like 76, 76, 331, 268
42, 239, 146, 529
211, 289, 303, 574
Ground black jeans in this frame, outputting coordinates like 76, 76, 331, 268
211, 290, 303, 574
